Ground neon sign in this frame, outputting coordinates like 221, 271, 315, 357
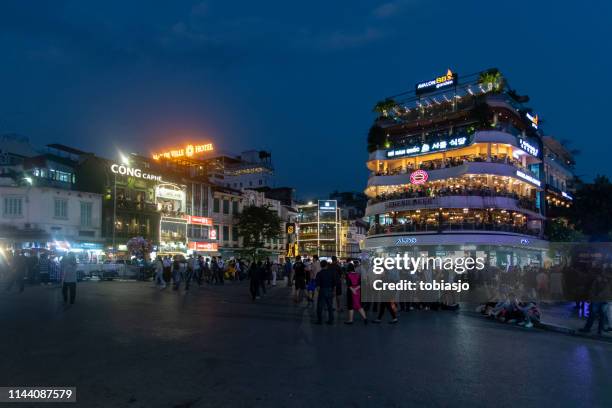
184, 215, 213, 226
110, 164, 162, 181
525, 113, 539, 129
395, 237, 417, 245
410, 170, 428, 185
318, 200, 337, 212
519, 139, 539, 157
188, 242, 218, 251
561, 191, 573, 200
387, 136, 468, 158
152, 143, 214, 160
416, 69, 458, 95
516, 170, 541, 187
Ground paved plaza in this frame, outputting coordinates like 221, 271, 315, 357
1, 281, 611, 408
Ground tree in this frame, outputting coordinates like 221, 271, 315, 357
570, 175, 612, 241
545, 219, 585, 242
372, 99, 397, 117
367, 124, 388, 152
236, 205, 282, 260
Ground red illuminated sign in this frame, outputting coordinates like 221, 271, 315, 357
188, 242, 218, 251
184, 215, 213, 226
410, 170, 429, 185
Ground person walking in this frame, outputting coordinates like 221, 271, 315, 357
5, 251, 26, 293
293, 256, 306, 304
217, 257, 225, 284
249, 261, 261, 300
61, 252, 78, 305
307, 255, 321, 305
271, 262, 278, 286
315, 260, 336, 324
579, 273, 610, 335
38, 253, 51, 285
185, 255, 196, 291
345, 263, 368, 324
330, 256, 343, 312
154, 256, 166, 289
162, 256, 172, 284
172, 256, 182, 291
284, 258, 293, 287
210, 257, 219, 285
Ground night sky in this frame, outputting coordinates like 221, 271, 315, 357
1, 1, 611, 199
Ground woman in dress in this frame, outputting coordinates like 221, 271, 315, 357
345, 263, 368, 324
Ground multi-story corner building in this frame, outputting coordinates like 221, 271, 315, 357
297, 200, 341, 259
364, 68, 566, 267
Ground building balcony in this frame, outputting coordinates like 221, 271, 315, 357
367, 221, 540, 237
365, 194, 540, 218
367, 161, 542, 189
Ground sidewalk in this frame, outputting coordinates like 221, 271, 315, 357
536, 303, 612, 341
462, 302, 612, 343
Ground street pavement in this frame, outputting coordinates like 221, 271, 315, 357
1, 281, 611, 408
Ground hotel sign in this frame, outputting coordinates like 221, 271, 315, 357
110, 164, 162, 181
416, 69, 458, 95
152, 143, 214, 160
386, 136, 468, 159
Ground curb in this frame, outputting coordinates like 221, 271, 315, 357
459, 310, 612, 344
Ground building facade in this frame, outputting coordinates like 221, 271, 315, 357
297, 200, 341, 258
0, 185, 103, 260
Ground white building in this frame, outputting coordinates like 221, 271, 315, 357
0, 186, 103, 253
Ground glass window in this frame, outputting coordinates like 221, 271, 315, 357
223, 200, 229, 214
232, 201, 239, 215
223, 225, 230, 241
3, 197, 23, 217
213, 198, 220, 213
232, 226, 238, 242
54, 199, 68, 219
80, 202, 92, 227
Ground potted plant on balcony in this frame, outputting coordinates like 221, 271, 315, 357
373, 98, 397, 118
479, 69, 505, 93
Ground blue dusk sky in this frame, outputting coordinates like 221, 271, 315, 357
1, 0, 611, 199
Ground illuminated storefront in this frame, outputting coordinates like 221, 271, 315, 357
297, 200, 340, 258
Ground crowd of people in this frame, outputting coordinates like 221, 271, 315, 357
2, 250, 79, 305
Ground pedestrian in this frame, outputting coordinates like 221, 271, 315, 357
162, 256, 172, 284
60, 252, 78, 305
211, 257, 219, 284
264, 258, 272, 286
217, 257, 225, 284
330, 256, 343, 312
5, 251, 26, 293
271, 262, 278, 286
307, 255, 321, 304
172, 256, 182, 290
196, 255, 204, 285
154, 256, 166, 289
373, 301, 399, 324
202, 257, 211, 283
284, 258, 293, 287
315, 260, 335, 324
345, 263, 368, 324
185, 255, 196, 291
293, 255, 306, 304
579, 273, 611, 335
249, 261, 261, 300
38, 252, 50, 285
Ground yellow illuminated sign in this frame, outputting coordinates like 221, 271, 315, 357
152, 143, 214, 160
